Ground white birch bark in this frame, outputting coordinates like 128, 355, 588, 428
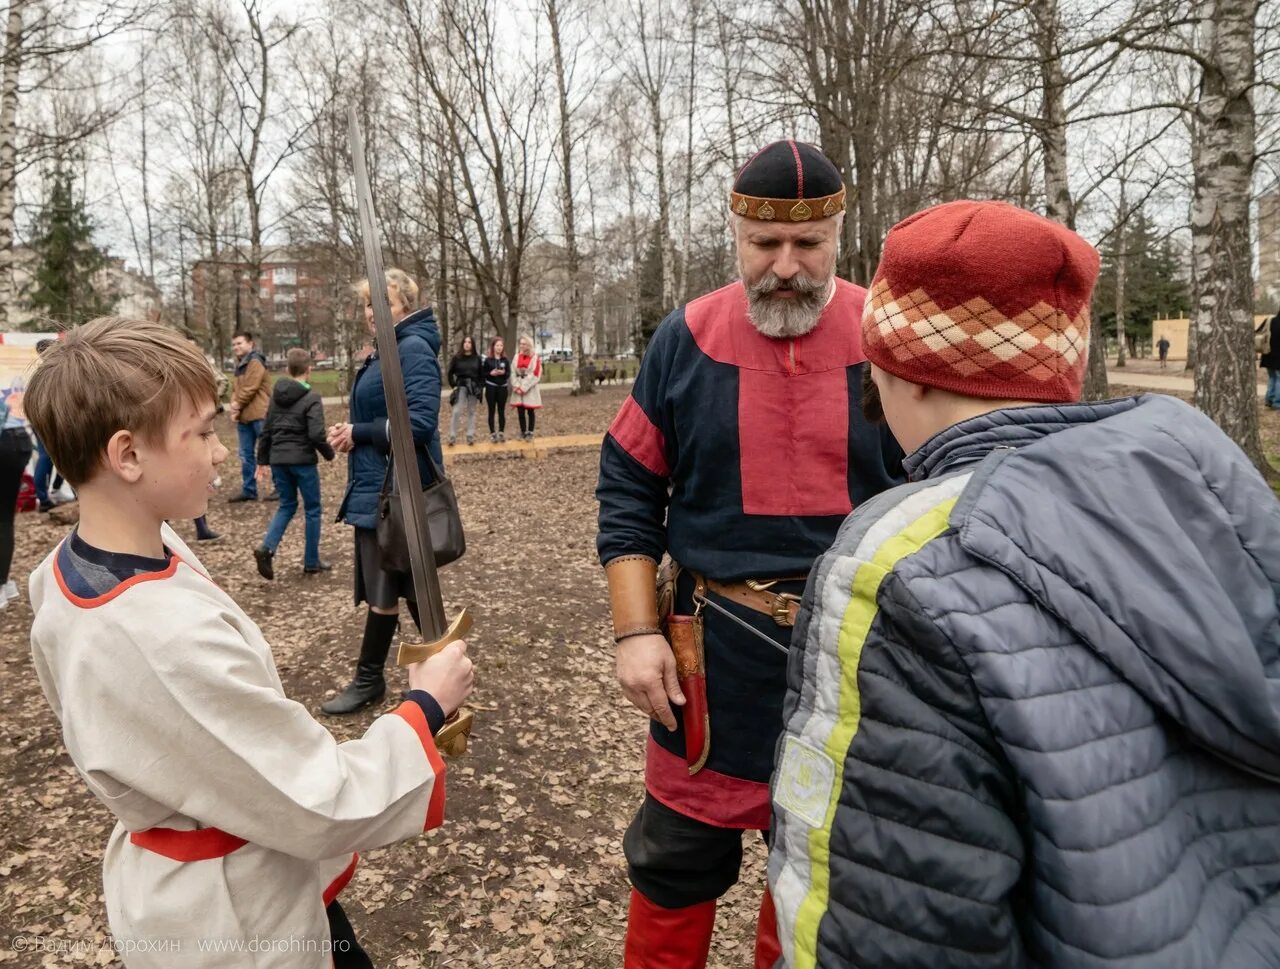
545, 0, 590, 393
0, 0, 25, 329
1191, 0, 1264, 469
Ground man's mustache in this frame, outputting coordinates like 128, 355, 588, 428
747, 271, 828, 299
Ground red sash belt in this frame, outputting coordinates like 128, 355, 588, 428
130, 826, 248, 862
131, 828, 359, 906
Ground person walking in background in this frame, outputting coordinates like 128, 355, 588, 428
253, 348, 335, 580
193, 514, 221, 542
325, 268, 445, 715
0, 385, 33, 612
446, 335, 483, 447
1260, 311, 1280, 409
483, 336, 511, 443
1156, 334, 1171, 369
190, 337, 224, 542
512, 334, 542, 441
31, 339, 59, 512
228, 330, 272, 502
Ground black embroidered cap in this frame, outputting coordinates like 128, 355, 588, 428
730, 140, 846, 222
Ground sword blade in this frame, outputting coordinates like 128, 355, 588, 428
348, 108, 447, 638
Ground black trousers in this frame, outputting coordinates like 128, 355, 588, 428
485, 384, 508, 432
516, 407, 536, 435
328, 900, 374, 968
0, 428, 33, 585
624, 793, 767, 909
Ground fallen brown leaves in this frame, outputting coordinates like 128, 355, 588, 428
0, 386, 762, 968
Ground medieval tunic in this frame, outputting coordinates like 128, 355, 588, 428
29, 524, 446, 968
597, 277, 903, 829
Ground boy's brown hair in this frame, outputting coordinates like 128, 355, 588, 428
286, 347, 311, 377
23, 317, 219, 486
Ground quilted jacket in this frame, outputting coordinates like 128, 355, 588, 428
336, 307, 443, 530
769, 394, 1280, 969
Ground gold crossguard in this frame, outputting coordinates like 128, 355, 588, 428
395, 608, 475, 757
396, 607, 472, 665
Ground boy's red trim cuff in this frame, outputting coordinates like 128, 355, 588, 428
392, 701, 447, 830
323, 853, 359, 905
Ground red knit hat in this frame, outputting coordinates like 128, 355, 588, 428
861, 200, 1100, 403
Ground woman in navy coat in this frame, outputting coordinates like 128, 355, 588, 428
324, 268, 445, 715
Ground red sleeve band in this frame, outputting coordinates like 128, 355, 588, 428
607, 396, 670, 478
392, 701, 447, 831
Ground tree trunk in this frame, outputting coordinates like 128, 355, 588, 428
1032, 0, 1074, 229
677, 0, 697, 304
651, 93, 672, 310
0, 0, 24, 329
1032, 0, 1107, 400
1115, 202, 1126, 368
546, 0, 591, 395
435, 179, 450, 354
1191, 0, 1265, 471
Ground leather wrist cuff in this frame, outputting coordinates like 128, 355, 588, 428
604, 555, 660, 642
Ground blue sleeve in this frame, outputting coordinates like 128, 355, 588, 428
352, 338, 440, 453
595, 313, 680, 566
351, 419, 390, 451
401, 338, 442, 449
404, 690, 447, 735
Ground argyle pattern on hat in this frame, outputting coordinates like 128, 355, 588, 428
861, 200, 1100, 403
864, 278, 1089, 398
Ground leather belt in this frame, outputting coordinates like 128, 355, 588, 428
700, 575, 806, 627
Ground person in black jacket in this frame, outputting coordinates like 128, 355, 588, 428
1260, 311, 1280, 409
482, 336, 510, 443
446, 335, 483, 446
253, 348, 336, 579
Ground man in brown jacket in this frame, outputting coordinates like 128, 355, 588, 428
229, 330, 272, 502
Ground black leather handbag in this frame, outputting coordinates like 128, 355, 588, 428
376, 448, 466, 572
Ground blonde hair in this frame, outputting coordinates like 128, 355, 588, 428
23, 317, 219, 486
355, 268, 420, 313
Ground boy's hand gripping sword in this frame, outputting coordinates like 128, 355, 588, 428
348, 108, 473, 755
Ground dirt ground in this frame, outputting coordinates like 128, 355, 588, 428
4, 379, 1278, 968
0, 385, 766, 968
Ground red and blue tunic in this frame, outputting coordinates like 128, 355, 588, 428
597, 278, 904, 828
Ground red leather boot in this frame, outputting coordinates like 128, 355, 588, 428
754, 888, 781, 969
624, 889, 717, 968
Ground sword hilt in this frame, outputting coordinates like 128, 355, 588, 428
396, 608, 476, 757
395, 607, 473, 665
435, 707, 474, 757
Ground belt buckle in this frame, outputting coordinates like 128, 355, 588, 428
771, 593, 801, 626
747, 579, 800, 627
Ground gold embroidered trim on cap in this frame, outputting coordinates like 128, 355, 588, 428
729, 188, 846, 222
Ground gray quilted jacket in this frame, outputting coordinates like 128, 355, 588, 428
769, 394, 1280, 969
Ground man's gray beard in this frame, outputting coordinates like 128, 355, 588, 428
741, 268, 832, 339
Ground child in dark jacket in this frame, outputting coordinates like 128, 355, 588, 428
253, 348, 336, 579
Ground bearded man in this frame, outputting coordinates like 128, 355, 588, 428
596, 140, 903, 968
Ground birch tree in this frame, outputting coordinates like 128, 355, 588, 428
208, 0, 307, 333
545, 0, 592, 392
616, 0, 677, 309
1189, 0, 1265, 469
0, 0, 148, 327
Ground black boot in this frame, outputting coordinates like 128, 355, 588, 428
320, 610, 398, 715
254, 545, 275, 580
320, 660, 387, 715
